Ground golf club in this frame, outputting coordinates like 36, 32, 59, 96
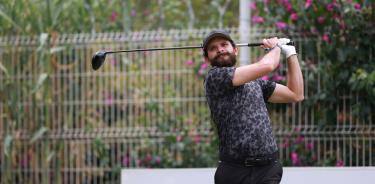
91, 41, 294, 70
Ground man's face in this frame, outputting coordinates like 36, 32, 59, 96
205, 37, 238, 67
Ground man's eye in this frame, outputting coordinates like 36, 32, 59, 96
209, 47, 216, 51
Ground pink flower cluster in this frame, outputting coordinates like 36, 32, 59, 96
261, 73, 286, 82
184, 59, 194, 66
276, 21, 287, 29
110, 11, 118, 22
305, 0, 312, 9
291, 151, 301, 165
198, 62, 209, 76
252, 16, 265, 24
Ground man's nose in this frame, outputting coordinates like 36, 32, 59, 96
217, 46, 225, 53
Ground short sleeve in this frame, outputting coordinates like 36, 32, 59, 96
204, 67, 236, 97
256, 79, 276, 102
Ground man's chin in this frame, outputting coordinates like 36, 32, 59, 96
209, 53, 237, 67
211, 61, 235, 67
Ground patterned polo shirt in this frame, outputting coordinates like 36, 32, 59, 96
204, 66, 278, 159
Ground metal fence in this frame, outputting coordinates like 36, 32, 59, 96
0, 28, 374, 184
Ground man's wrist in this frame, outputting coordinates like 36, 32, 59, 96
287, 54, 298, 61
265, 44, 281, 52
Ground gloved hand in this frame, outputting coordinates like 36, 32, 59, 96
281, 45, 297, 58
277, 38, 297, 58
278, 38, 291, 45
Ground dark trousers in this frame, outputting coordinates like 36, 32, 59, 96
214, 160, 283, 184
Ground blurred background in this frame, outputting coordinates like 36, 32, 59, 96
0, 0, 374, 183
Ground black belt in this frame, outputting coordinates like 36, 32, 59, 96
220, 151, 279, 167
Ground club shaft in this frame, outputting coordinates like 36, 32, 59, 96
104, 42, 270, 54
104, 42, 294, 54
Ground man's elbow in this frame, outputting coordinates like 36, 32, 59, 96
293, 95, 304, 102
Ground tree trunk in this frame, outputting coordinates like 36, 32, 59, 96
211, 0, 232, 28
183, 0, 195, 29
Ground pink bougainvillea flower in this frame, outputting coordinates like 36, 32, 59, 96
261, 75, 269, 80
317, 16, 325, 24
263, 0, 270, 4
110, 59, 117, 66
306, 143, 314, 150
200, 62, 209, 69
104, 92, 113, 105
154, 156, 161, 164
295, 135, 304, 144
333, 14, 341, 21
312, 155, 317, 161
326, 3, 335, 12
176, 135, 182, 142
291, 152, 300, 165
282, 140, 289, 148
252, 16, 265, 24
310, 27, 318, 34
122, 155, 130, 166
336, 160, 344, 167
306, 142, 314, 150
304, 0, 312, 9
346, 0, 352, 3
339, 22, 346, 30
184, 59, 194, 66
290, 13, 299, 21
193, 134, 201, 144
250, 2, 257, 10
198, 69, 205, 76
284, 2, 293, 13
272, 74, 285, 81
322, 34, 330, 43
145, 154, 152, 162
354, 3, 361, 10
276, 21, 288, 29
110, 11, 118, 22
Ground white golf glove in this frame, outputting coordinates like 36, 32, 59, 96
277, 38, 297, 58
281, 45, 297, 58
278, 38, 290, 45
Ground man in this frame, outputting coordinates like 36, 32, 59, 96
203, 30, 304, 184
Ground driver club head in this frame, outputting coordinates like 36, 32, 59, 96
91, 51, 107, 70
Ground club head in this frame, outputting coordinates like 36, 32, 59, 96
92, 51, 107, 70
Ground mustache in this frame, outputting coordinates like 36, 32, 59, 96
213, 52, 231, 61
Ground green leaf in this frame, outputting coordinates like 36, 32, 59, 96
31, 73, 48, 94
46, 151, 56, 163
30, 127, 48, 143
4, 135, 13, 157
0, 7, 22, 31
0, 61, 9, 76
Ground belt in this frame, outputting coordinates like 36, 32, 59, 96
220, 151, 279, 167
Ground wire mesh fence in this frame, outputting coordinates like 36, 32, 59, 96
0, 28, 374, 183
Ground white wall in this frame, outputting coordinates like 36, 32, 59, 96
122, 167, 375, 184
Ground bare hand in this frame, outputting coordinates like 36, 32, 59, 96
261, 37, 279, 49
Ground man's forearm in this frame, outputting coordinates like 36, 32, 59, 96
286, 55, 304, 100
233, 47, 281, 86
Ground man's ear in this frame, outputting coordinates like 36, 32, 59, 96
234, 47, 239, 56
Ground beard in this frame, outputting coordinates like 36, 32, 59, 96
209, 52, 237, 67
